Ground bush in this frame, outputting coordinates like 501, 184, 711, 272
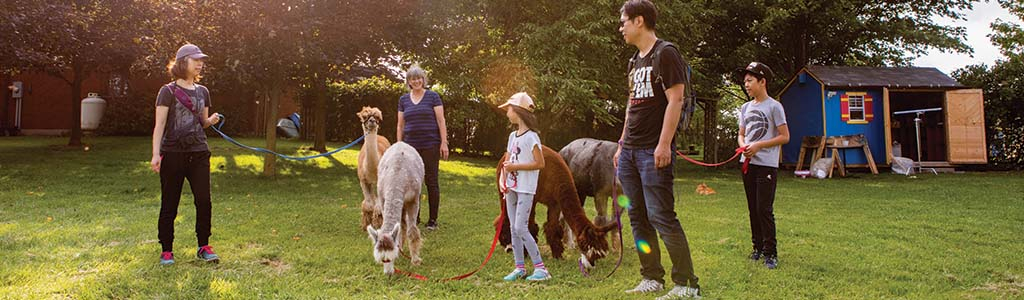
323, 76, 512, 157
96, 92, 153, 136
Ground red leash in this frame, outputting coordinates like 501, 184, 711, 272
440, 214, 504, 281
676, 146, 751, 173
393, 211, 506, 281
395, 267, 429, 281
393, 168, 509, 281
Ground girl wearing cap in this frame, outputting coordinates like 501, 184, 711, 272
396, 64, 449, 230
497, 92, 551, 281
736, 62, 789, 270
151, 44, 222, 265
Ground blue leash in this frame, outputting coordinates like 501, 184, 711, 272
209, 114, 365, 161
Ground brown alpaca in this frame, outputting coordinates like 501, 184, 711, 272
494, 146, 616, 269
357, 107, 391, 231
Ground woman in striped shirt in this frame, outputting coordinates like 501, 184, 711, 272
397, 64, 449, 231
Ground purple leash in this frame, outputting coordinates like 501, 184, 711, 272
578, 169, 625, 280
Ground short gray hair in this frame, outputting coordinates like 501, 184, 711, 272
405, 64, 428, 89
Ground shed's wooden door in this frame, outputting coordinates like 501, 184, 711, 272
945, 89, 987, 164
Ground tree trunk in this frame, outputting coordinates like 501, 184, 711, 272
584, 108, 595, 137
262, 85, 281, 176
313, 81, 327, 152
1, 77, 9, 131
703, 98, 717, 163
68, 66, 84, 147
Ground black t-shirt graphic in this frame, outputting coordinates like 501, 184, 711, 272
624, 39, 687, 149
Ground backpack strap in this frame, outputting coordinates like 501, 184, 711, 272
627, 51, 639, 76
649, 41, 699, 135
650, 41, 670, 91
166, 83, 201, 117
650, 41, 692, 94
166, 83, 206, 131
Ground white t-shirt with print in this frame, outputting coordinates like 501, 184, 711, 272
739, 97, 788, 168
505, 130, 542, 194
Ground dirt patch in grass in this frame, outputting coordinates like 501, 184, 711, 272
968, 274, 1023, 298
259, 257, 291, 273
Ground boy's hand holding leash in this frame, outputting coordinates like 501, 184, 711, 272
743, 141, 762, 157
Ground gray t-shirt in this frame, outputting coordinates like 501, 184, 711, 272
156, 83, 211, 153
739, 97, 787, 168
505, 130, 542, 195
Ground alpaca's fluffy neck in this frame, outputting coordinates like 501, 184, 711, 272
557, 181, 598, 234
364, 129, 380, 170
379, 171, 406, 244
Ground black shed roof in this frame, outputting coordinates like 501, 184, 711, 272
804, 65, 964, 89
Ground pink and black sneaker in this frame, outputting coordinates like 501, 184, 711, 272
159, 251, 175, 265
197, 245, 220, 263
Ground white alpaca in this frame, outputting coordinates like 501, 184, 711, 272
367, 142, 425, 274
358, 107, 391, 231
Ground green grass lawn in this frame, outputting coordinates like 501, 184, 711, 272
1, 136, 1022, 299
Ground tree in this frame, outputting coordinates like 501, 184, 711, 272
415, 0, 978, 154
694, 0, 976, 90
415, 0, 635, 152
0, 0, 159, 146
954, 0, 1024, 168
158, 0, 419, 176
991, 0, 1024, 58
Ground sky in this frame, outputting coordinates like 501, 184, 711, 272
913, 1, 1021, 74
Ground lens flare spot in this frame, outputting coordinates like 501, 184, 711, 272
636, 240, 651, 254
617, 195, 631, 208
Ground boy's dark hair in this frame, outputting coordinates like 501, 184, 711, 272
745, 72, 767, 83
736, 62, 774, 91
621, 0, 657, 30
511, 105, 540, 134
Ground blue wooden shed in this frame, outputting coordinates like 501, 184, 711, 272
778, 66, 988, 169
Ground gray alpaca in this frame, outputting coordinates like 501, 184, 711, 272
367, 142, 425, 275
559, 138, 622, 250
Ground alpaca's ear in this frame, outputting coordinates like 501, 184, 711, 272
389, 223, 402, 243
367, 226, 378, 243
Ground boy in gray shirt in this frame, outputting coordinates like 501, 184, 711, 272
737, 62, 789, 269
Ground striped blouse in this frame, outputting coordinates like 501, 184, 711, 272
399, 90, 443, 150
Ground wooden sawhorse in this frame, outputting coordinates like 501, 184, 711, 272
825, 134, 879, 177
795, 136, 826, 171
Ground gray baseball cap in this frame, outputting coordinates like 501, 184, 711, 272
176, 44, 209, 60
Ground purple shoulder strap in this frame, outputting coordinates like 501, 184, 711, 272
166, 83, 199, 114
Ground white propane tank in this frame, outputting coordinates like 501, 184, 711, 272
81, 92, 107, 130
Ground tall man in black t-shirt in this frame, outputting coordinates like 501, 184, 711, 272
615, 1, 701, 299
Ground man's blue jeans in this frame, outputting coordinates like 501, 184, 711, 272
617, 147, 699, 288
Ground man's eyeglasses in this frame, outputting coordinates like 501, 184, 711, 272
619, 17, 636, 27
